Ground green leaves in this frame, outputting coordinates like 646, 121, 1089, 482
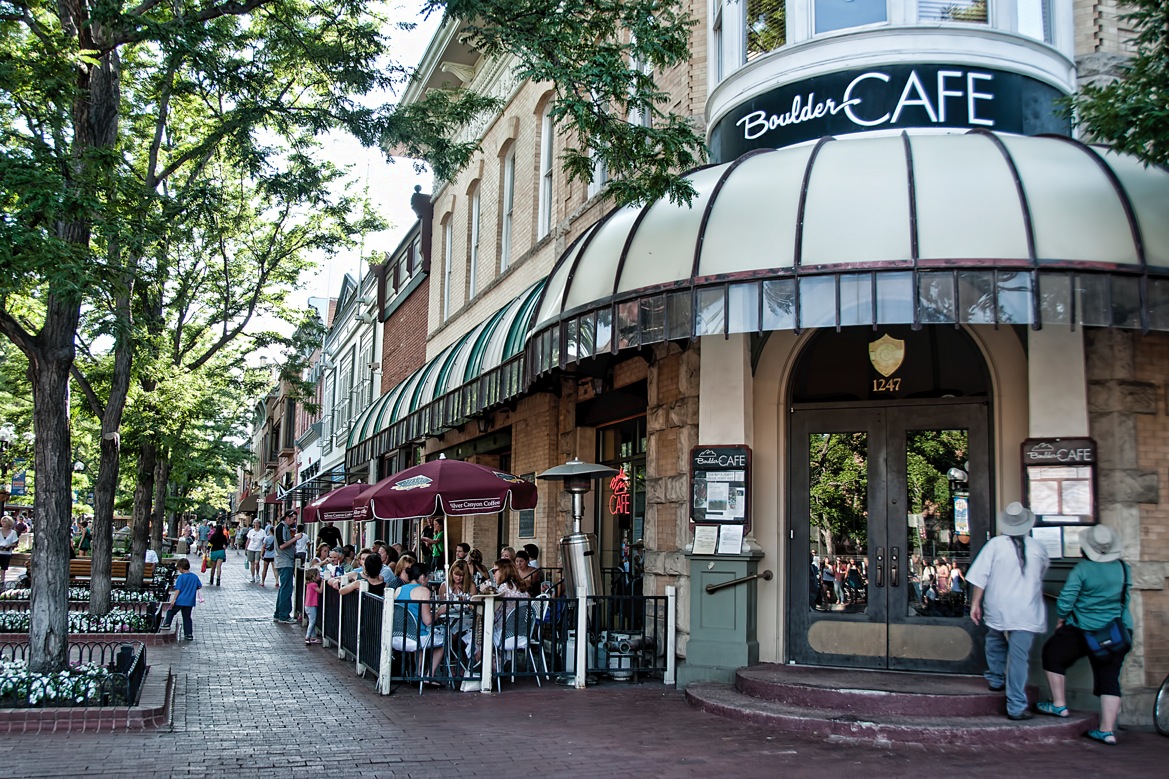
427, 0, 706, 205
1069, 0, 1169, 167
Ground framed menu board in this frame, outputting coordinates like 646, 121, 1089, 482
1022, 438, 1097, 527
691, 445, 751, 525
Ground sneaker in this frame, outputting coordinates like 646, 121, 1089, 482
308, 638, 321, 644
278, 618, 298, 624
185, 636, 195, 641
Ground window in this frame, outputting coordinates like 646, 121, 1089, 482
442, 219, 453, 321
627, 40, 654, 129
538, 110, 554, 239
501, 149, 515, 271
919, 0, 987, 25
468, 186, 481, 297
815, 0, 886, 33
747, 0, 786, 62
587, 147, 608, 198
1017, 0, 1052, 42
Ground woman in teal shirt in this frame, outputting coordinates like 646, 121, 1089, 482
1038, 525, 1131, 745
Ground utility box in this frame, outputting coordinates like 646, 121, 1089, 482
676, 548, 764, 687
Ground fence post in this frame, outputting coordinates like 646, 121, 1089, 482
336, 588, 345, 660
480, 594, 495, 694
665, 585, 677, 686
378, 587, 399, 694
575, 586, 587, 689
320, 582, 330, 649
355, 580, 368, 676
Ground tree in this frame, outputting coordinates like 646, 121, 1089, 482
1, 0, 702, 673
1070, 0, 1169, 167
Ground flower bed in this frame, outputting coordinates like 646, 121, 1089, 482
0, 609, 156, 634
0, 587, 158, 602
0, 659, 127, 707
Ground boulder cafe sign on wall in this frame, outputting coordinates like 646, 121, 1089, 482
709, 64, 1069, 161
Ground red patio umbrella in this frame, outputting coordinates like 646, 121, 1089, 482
352, 456, 537, 522
301, 482, 366, 524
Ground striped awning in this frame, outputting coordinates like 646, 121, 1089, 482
525, 130, 1169, 379
346, 279, 545, 466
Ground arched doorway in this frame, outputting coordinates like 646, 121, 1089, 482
786, 325, 993, 673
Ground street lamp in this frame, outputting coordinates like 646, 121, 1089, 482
73, 461, 85, 473
0, 423, 15, 518
538, 458, 616, 598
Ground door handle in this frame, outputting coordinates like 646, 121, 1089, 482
875, 547, 884, 588
891, 546, 899, 588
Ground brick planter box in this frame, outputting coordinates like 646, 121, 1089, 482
0, 669, 174, 734
0, 629, 176, 646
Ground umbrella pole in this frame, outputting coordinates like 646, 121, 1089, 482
443, 513, 450, 581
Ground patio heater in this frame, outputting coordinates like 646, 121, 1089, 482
538, 458, 616, 598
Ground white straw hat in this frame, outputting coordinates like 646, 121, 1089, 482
1082, 525, 1122, 563
997, 502, 1036, 537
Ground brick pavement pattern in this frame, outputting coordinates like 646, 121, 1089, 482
2, 551, 1166, 778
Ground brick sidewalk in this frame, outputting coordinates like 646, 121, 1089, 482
1, 550, 1165, 778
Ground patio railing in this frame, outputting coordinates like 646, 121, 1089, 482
316, 581, 676, 695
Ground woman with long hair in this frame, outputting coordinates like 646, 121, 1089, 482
207, 523, 230, 586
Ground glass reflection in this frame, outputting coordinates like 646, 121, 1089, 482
807, 432, 868, 615
905, 428, 971, 620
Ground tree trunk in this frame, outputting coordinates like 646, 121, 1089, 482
88, 431, 122, 615
151, 456, 169, 555
128, 439, 157, 588
26, 298, 81, 674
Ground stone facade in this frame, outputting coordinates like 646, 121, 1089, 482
1086, 328, 1169, 723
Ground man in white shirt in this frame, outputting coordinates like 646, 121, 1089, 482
966, 502, 1050, 721
245, 519, 266, 583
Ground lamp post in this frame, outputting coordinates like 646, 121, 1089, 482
537, 458, 616, 598
0, 423, 16, 519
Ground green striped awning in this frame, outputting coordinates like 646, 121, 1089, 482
346, 279, 545, 466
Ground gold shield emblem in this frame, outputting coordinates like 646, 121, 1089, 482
869, 334, 905, 377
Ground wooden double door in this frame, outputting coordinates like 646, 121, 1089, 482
787, 401, 990, 673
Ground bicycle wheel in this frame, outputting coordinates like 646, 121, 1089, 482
1156, 673, 1169, 736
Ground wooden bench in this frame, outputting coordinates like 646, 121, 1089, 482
68, 558, 156, 583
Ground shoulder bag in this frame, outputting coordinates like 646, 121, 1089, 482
1079, 561, 1130, 660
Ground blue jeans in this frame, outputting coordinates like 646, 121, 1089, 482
275, 566, 294, 620
985, 628, 1036, 717
164, 604, 194, 639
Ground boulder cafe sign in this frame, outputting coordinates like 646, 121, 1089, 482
709, 63, 1069, 161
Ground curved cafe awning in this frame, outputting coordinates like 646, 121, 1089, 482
346, 279, 545, 467
526, 130, 1169, 378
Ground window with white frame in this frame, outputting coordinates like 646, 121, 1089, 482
918, 0, 986, 24
627, 36, 654, 128
746, 0, 787, 60
443, 219, 453, 321
588, 147, 608, 199
814, 0, 886, 34
538, 110, 554, 238
501, 148, 515, 272
468, 185, 481, 297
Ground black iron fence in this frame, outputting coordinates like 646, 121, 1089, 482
340, 591, 359, 657
322, 582, 340, 645
314, 583, 676, 694
0, 640, 148, 707
358, 593, 383, 675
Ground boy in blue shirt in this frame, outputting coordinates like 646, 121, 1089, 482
162, 557, 202, 641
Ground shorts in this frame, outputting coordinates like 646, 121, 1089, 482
246, 550, 261, 563
210, 550, 227, 562
1042, 623, 1129, 697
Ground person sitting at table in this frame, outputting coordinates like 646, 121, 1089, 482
490, 558, 530, 640
513, 550, 542, 596
310, 543, 330, 568
393, 555, 417, 580
330, 554, 388, 597
396, 562, 444, 683
439, 560, 478, 602
468, 549, 491, 588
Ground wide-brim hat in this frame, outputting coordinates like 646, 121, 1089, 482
998, 502, 1036, 536
1082, 525, 1122, 562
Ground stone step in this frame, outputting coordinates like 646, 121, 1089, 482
735, 663, 1024, 717
686, 682, 1097, 746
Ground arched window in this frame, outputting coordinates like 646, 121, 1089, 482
468, 185, 481, 297
537, 109, 554, 238
501, 147, 515, 272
